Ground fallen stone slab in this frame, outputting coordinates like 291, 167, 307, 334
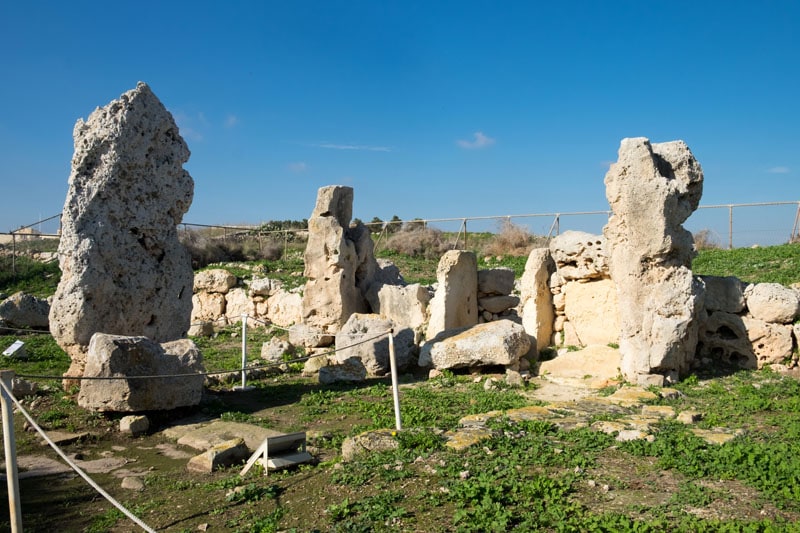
187, 438, 249, 473
173, 420, 285, 452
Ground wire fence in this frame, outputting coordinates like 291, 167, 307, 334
0, 319, 397, 531
1, 201, 799, 284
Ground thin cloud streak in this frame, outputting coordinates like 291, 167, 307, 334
767, 166, 790, 174
288, 162, 309, 173
315, 142, 392, 152
457, 131, 496, 149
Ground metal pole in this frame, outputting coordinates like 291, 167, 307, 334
240, 314, 248, 389
1, 370, 23, 532
728, 205, 734, 250
463, 219, 468, 250
388, 332, 402, 431
11, 233, 16, 279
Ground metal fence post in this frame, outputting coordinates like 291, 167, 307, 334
388, 332, 402, 431
1, 370, 22, 532
728, 205, 734, 250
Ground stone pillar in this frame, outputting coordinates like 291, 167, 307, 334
301, 186, 377, 333
425, 250, 478, 340
49, 82, 194, 387
603, 137, 705, 385
519, 248, 555, 354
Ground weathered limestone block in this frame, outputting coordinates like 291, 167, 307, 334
260, 337, 294, 363
0, 292, 50, 329
366, 283, 430, 334
191, 292, 226, 324
563, 279, 619, 346
341, 429, 399, 462
78, 333, 205, 412
266, 290, 303, 328
425, 251, 478, 340
120, 415, 150, 436
302, 186, 377, 332
478, 295, 520, 314
519, 248, 556, 352
318, 357, 367, 384
549, 231, 608, 281
419, 321, 531, 370
742, 316, 794, 367
289, 323, 334, 348
194, 269, 237, 294
744, 283, 800, 324
478, 268, 515, 296
225, 288, 255, 323
49, 83, 194, 384
696, 311, 756, 369
603, 137, 705, 385
701, 276, 745, 314
249, 277, 276, 297
334, 313, 416, 375
186, 438, 249, 473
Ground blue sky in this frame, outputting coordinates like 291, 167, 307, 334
1, 1, 798, 245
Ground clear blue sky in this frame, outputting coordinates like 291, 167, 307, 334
1, 1, 798, 245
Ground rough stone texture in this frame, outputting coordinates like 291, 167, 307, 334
186, 438, 249, 473
302, 186, 377, 332
191, 292, 227, 325
549, 231, 608, 281
603, 137, 705, 385
334, 313, 417, 375
701, 275, 745, 314
341, 429, 399, 462
419, 320, 531, 370
742, 316, 794, 367
519, 248, 556, 352
288, 323, 334, 348
697, 312, 757, 369
365, 283, 430, 334
265, 289, 303, 327
225, 288, 255, 322
562, 279, 620, 346
478, 268, 515, 296
194, 269, 237, 294
260, 337, 293, 363
425, 251, 478, 340
479, 295, 520, 314
78, 333, 205, 412
744, 282, 800, 324
0, 292, 50, 330
120, 415, 150, 436
49, 83, 194, 384
318, 356, 367, 384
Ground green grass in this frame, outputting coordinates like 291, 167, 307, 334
692, 243, 800, 285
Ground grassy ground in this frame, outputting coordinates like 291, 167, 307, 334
1, 242, 799, 531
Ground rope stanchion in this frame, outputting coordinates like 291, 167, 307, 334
0, 374, 156, 533
0, 370, 22, 532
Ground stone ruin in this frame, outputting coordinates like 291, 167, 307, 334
38, 108, 800, 404
48, 82, 201, 407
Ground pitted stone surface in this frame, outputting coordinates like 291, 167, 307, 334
49, 82, 194, 384
603, 137, 705, 385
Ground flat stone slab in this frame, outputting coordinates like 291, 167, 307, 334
41, 431, 91, 446
536, 345, 621, 384
1, 455, 71, 479
172, 421, 284, 451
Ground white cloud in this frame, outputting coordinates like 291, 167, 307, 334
457, 131, 496, 149
288, 162, 308, 173
315, 142, 391, 152
174, 111, 208, 142
767, 166, 790, 174
224, 114, 239, 128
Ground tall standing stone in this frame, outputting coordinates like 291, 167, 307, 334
425, 250, 478, 340
302, 186, 377, 333
603, 137, 705, 385
49, 82, 194, 385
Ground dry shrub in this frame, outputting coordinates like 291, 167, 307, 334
385, 227, 449, 258
180, 229, 283, 268
481, 220, 542, 257
693, 229, 720, 250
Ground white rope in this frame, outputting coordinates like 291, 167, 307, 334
0, 380, 157, 533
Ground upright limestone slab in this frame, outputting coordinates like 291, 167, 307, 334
302, 186, 376, 332
425, 250, 478, 340
49, 82, 194, 383
603, 137, 704, 385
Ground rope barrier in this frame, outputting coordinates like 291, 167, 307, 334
15, 329, 392, 383
0, 378, 156, 533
